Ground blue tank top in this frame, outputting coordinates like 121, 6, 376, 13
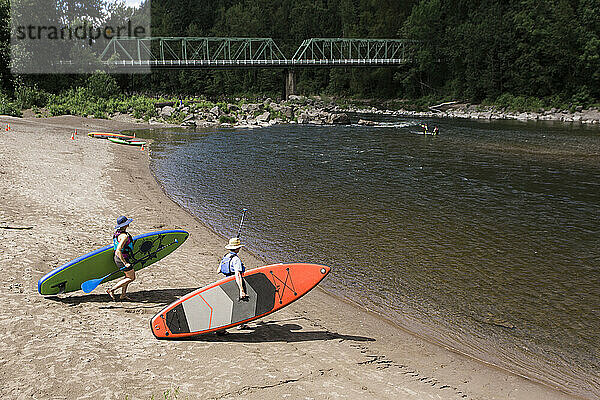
113, 231, 134, 261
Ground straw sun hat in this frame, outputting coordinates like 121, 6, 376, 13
225, 237, 244, 250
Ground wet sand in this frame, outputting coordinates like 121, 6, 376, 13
0, 115, 579, 399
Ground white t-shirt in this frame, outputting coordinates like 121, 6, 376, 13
229, 253, 243, 272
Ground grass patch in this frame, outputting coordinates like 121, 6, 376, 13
0, 93, 23, 117
219, 115, 236, 124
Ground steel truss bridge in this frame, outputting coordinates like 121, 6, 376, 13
100, 37, 420, 69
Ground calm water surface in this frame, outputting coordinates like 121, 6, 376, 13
143, 117, 600, 398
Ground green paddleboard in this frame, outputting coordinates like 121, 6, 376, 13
107, 137, 146, 146
38, 230, 188, 295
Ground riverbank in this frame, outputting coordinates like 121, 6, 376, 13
0, 115, 579, 399
144, 97, 600, 127
356, 100, 600, 125
27, 94, 600, 130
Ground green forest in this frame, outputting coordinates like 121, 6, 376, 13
1, 0, 599, 116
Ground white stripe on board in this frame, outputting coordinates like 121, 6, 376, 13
181, 294, 212, 332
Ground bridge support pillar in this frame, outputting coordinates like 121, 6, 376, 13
283, 69, 296, 100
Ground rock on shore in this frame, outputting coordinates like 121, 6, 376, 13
105, 96, 600, 128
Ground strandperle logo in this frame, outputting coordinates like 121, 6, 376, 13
14, 20, 147, 46
10, 0, 151, 74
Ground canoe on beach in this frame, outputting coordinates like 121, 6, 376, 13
107, 137, 146, 146
88, 132, 136, 140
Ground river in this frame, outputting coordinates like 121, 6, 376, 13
142, 116, 600, 398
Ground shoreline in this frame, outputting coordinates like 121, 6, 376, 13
0, 114, 581, 399
28, 95, 600, 131
144, 122, 595, 399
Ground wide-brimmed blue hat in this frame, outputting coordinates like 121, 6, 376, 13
115, 216, 133, 229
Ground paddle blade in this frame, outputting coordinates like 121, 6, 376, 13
81, 277, 104, 293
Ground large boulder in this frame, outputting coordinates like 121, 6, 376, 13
582, 109, 600, 123
297, 112, 310, 124
256, 111, 271, 123
246, 103, 261, 113
181, 113, 196, 127
209, 106, 221, 116
159, 106, 174, 118
328, 113, 350, 125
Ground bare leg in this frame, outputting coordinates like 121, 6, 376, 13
120, 269, 135, 298
108, 269, 135, 300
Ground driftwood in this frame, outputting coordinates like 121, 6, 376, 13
428, 100, 459, 113
0, 225, 33, 230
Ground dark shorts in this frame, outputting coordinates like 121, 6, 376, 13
114, 254, 134, 272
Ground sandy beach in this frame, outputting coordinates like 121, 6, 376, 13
0, 115, 579, 400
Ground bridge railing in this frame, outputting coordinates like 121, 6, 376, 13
98, 37, 420, 68
100, 37, 287, 63
292, 38, 419, 62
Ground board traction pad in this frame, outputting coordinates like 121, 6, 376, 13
165, 273, 276, 334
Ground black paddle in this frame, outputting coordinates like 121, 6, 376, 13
237, 208, 248, 237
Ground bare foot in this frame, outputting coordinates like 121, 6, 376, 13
120, 294, 132, 301
106, 289, 115, 301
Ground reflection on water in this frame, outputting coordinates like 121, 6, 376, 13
144, 118, 600, 398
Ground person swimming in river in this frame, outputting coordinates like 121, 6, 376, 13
107, 216, 136, 301
420, 124, 439, 135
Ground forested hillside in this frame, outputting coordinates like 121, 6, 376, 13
1, 0, 599, 111
402, 0, 600, 106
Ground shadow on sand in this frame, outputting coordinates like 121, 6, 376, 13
47, 291, 375, 344
182, 319, 376, 344
44, 288, 197, 307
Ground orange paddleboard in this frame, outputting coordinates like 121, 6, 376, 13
150, 263, 330, 339
88, 132, 135, 140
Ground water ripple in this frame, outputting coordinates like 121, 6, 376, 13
147, 120, 600, 398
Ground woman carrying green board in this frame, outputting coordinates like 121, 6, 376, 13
107, 216, 136, 301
